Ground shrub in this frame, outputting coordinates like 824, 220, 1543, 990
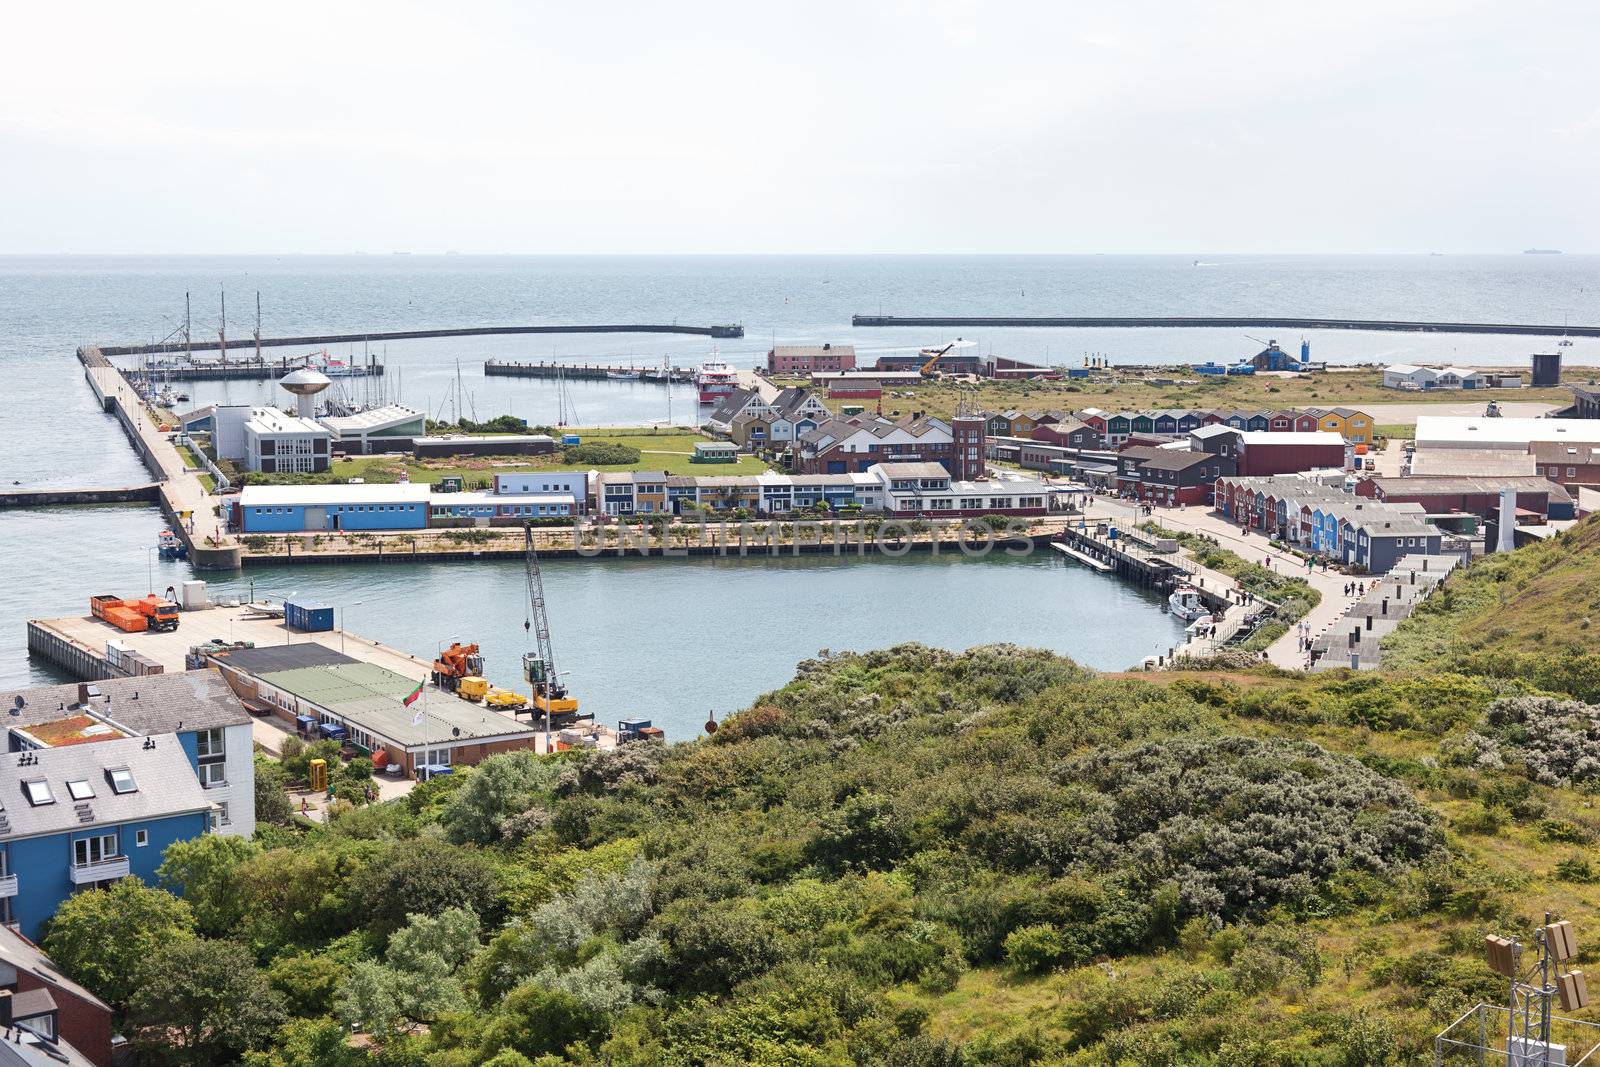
563, 441, 641, 465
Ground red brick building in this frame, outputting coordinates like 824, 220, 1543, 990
0, 925, 114, 1067
768, 344, 856, 374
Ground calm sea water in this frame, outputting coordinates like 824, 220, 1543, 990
4, 254, 1598, 720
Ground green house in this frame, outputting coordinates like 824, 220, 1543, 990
691, 441, 739, 464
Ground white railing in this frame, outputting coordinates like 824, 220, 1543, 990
68, 856, 129, 884
0, 875, 16, 897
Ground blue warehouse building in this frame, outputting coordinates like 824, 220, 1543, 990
237, 483, 432, 533
0, 736, 214, 940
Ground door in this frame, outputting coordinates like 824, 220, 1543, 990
827, 461, 846, 474
304, 506, 328, 530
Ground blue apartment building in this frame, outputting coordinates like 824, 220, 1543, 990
0, 737, 212, 940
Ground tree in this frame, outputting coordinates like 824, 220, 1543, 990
254, 756, 295, 826
42, 879, 195, 1008
159, 833, 262, 936
241, 1018, 367, 1067
128, 939, 285, 1066
339, 908, 481, 1038
354, 840, 497, 935
476, 983, 603, 1062
442, 751, 562, 845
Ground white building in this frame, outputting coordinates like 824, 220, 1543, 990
493, 471, 591, 501
1383, 365, 1491, 390
1415, 416, 1600, 452
243, 408, 333, 474
319, 405, 427, 454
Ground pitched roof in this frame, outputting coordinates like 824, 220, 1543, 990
0, 736, 212, 842
874, 462, 951, 480
0, 670, 249, 737
0, 925, 109, 1013
1139, 450, 1223, 473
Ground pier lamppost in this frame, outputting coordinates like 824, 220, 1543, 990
339, 601, 365, 655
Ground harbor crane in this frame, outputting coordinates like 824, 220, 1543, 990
919, 341, 957, 378
522, 523, 579, 732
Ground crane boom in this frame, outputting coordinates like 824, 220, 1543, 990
523, 522, 578, 720
919, 341, 956, 377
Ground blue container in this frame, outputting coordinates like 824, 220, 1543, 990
285, 599, 335, 633
562, 434, 581, 446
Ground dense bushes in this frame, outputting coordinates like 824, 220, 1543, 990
563, 441, 641, 465
41, 644, 1514, 1066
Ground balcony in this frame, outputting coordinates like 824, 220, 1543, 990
201, 779, 229, 790
0, 875, 16, 897
69, 856, 129, 885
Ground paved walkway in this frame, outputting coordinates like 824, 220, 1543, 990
1094, 498, 1361, 670
91, 362, 232, 550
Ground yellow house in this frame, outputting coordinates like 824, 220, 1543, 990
1313, 407, 1372, 443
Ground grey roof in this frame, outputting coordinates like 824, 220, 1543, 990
0, 736, 212, 842
874, 462, 950, 480
0, 925, 110, 1013
0, 1035, 99, 1067
707, 387, 759, 426
1139, 450, 1222, 472
1190, 424, 1241, 440
0, 670, 248, 737
11, 990, 55, 1021
208, 643, 356, 675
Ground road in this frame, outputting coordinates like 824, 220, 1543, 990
1093, 497, 1360, 670
1362, 400, 1558, 421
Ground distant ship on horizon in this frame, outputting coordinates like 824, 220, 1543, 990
1524, 248, 1563, 254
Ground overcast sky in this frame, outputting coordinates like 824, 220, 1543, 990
2, 0, 1596, 254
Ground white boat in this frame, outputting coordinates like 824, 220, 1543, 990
606, 369, 642, 381
242, 600, 286, 619
1167, 584, 1208, 622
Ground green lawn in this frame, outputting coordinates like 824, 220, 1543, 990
306, 427, 770, 487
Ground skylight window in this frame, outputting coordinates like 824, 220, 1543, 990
66, 779, 94, 801
106, 768, 137, 795
22, 779, 53, 806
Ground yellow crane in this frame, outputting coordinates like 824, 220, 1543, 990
919, 341, 957, 378
522, 522, 578, 729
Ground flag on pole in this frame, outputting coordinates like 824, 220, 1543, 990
404, 680, 424, 707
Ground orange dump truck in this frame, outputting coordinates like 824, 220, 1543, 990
90, 593, 178, 634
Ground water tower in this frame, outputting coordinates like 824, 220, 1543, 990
278, 367, 332, 417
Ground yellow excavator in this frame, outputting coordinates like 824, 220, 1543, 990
522, 522, 579, 722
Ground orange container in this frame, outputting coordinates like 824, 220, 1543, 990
104, 607, 147, 633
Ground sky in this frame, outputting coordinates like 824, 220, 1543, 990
1, 0, 1597, 254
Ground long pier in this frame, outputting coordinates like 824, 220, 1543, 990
484, 360, 694, 383
0, 485, 160, 509
851, 314, 1600, 337
130, 358, 385, 382
88, 321, 744, 358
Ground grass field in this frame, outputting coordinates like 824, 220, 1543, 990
778, 365, 1591, 422
311, 427, 770, 487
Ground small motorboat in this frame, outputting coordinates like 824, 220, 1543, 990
242, 600, 286, 619
606, 369, 642, 381
157, 529, 188, 560
1167, 584, 1208, 622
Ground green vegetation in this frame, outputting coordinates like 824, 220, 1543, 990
777, 365, 1582, 423
1383, 518, 1600, 700
47, 519, 1600, 1065
563, 441, 641, 465
1376, 423, 1417, 441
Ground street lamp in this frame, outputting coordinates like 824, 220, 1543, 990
338, 601, 366, 654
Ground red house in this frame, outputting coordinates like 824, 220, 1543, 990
0, 926, 114, 1067
1235, 431, 1346, 477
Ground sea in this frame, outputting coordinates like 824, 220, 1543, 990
3, 253, 1597, 733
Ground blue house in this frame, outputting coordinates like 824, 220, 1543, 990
1, 736, 213, 940
237, 484, 432, 533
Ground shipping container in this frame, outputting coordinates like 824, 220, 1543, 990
103, 607, 147, 633
106, 639, 131, 671
125, 652, 164, 676
285, 600, 335, 633
90, 594, 124, 621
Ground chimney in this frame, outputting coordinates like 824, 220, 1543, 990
0, 989, 12, 1027
76, 683, 90, 708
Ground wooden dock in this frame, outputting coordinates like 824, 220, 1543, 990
1050, 541, 1113, 572
484, 360, 694, 383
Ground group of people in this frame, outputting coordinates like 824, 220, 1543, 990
1343, 581, 1366, 597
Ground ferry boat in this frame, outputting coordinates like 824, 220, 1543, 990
694, 356, 738, 404
1167, 584, 1208, 622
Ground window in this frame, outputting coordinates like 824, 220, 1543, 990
135, 829, 149, 847
22, 780, 52, 806
1569, 467, 1577, 478
200, 761, 227, 787
195, 727, 225, 759
66, 779, 94, 801
107, 767, 137, 794
74, 834, 118, 866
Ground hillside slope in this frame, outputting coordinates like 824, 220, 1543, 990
1383, 514, 1600, 699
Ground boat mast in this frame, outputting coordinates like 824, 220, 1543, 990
184, 292, 192, 362
219, 290, 227, 367
254, 291, 262, 363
